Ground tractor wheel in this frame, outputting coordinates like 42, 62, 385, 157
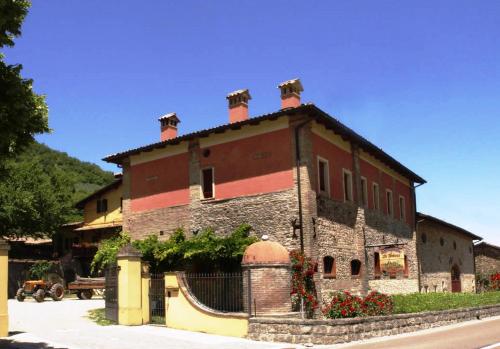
76, 291, 83, 299
81, 289, 93, 300
33, 288, 45, 303
16, 288, 25, 302
50, 283, 64, 301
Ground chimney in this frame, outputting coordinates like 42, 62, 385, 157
226, 89, 251, 123
158, 113, 180, 141
278, 78, 303, 109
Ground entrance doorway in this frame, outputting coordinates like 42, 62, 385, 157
451, 264, 461, 293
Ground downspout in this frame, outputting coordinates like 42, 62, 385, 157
413, 182, 425, 292
294, 119, 311, 253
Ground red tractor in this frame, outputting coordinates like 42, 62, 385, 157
16, 280, 65, 302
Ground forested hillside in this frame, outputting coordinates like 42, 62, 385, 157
0, 142, 115, 238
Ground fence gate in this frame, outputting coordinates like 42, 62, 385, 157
104, 265, 119, 322
149, 273, 165, 324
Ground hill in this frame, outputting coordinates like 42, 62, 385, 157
16, 142, 115, 221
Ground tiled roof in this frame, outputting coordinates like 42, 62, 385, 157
417, 212, 482, 241
103, 104, 426, 184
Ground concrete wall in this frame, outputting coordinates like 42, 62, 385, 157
0, 240, 10, 337
83, 182, 123, 227
165, 273, 248, 337
417, 219, 476, 293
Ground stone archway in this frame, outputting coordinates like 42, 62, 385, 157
451, 264, 461, 293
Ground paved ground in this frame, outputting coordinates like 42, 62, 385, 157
2, 298, 500, 349
3, 299, 289, 349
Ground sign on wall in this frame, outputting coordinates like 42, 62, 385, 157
380, 247, 405, 275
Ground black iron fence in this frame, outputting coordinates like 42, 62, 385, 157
184, 272, 243, 313
104, 265, 119, 322
149, 273, 165, 324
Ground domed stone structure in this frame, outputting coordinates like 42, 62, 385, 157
242, 237, 292, 316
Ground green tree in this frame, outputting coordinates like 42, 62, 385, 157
0, 158, 73, 239
0, 0, 49, 166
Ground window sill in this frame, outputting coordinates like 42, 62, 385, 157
200, 197, 215, 203
323, 275, 336, 279
351, 275, 362, 279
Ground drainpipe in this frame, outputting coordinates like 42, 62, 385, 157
413, 182, 425, 292
294, 119, 311, 254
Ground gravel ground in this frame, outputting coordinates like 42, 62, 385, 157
2, 299, 294, 349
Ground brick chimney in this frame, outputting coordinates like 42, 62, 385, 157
226, 89, 251, 123
158, 113, 180, 141
278, 79, 303, 109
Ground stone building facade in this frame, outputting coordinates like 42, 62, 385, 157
474, 242, 500, 275
416, 213, 480, 293
104, 79, 429, 297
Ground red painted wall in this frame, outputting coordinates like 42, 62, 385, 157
312, 133, 353, 202
199, 128, 294, 200
130, 152, 190, 212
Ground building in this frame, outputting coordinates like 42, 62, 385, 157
474, 241, 500, 276
104, 79, 428, 297
54, 174, 123, 278
416, 213, 481, 293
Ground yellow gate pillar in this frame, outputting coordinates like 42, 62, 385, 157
117, 244, 143, 325
0, 238, 10, 337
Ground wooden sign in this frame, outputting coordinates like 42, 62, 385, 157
380, 247, 405, 275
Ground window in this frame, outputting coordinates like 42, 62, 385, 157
440, 237, 445, 246
343, 169, 353, 202
421, 233, 427, 244
361, 177, 368, 207
317, 157, 330, 196
351, 259, 362, 276
372, 183, 380, 210
201, 168, 214, 199
120, 197, 123, 213
323, 256, 336, 278
374, 252, 381, 279
404, 255, 409, 277
96, 198, 108, 213
399, 196, 406, 222
453, 241, 457, 250
386, 189, 393, 217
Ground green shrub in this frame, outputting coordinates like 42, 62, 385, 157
28, 260, 55, 280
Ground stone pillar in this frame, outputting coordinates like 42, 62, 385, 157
0, 239, 10, 337
117, 244, 143, 325
141, 262, 151, 324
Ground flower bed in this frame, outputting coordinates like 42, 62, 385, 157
322, 291, 393, 318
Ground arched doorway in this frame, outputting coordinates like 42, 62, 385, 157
451, 264, 461, 293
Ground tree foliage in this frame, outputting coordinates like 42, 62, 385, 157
0, 0, 49, 165
91, 225, 259, 273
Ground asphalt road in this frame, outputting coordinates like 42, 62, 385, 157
333, 316, 500, 349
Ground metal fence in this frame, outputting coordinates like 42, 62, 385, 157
184, 272, 243, 313
104, 265, 119, 322
149, 273, 165, 324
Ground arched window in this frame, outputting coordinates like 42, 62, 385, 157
374, 252, 381, 279
351, 259, 362, 277
323, 256, 335, 278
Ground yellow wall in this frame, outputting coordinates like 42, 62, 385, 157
0, 240, 9, 337
117, 256, 143, 325
83, 182, 123, 227
165, 273, 248, 338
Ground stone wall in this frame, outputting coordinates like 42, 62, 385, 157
247, 304, 500, 345
475, 243, 500, 275
314, 197, 419, 298
417, 219, 476, 293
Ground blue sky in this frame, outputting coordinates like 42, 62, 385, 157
4, 1, 500, 244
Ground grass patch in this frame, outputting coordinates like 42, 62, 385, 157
392, 291, 500, 314
87, 308, 116, 326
